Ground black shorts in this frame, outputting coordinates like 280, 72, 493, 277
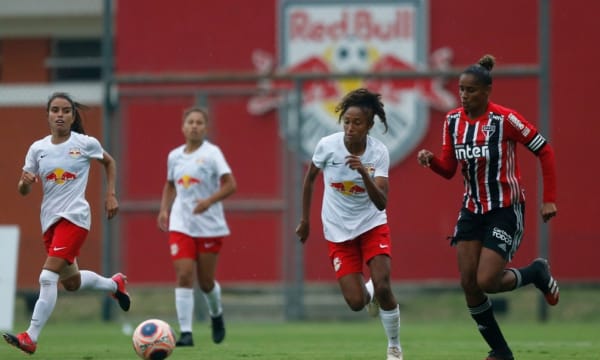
451, 203, 525, 261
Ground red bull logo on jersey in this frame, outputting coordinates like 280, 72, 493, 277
330, 181, 366, 196
247, 0, 457, 166
45, 168, 77, 184
177, 175, 201, 189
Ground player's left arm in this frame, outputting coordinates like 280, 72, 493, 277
507, 112, 557, 222
97, 151, 119, 219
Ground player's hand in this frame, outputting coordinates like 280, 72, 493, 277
20, 171, 38, 185
541, 202, 557, 223
345, 155, 366, 174
193, 198, 211, 214
157, 211, 169, 232
105, 194, 119, 219
417, 149, 434, 167
295, 220, 309, 244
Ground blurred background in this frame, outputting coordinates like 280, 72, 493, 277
0, 0, 598, 326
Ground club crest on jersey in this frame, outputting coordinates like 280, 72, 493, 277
69, 148, 82, 158
482, 124, 496, 139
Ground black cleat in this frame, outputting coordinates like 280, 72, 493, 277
176, 332, 194, 347
211, 314, 226, 344
532, 258, 560, 305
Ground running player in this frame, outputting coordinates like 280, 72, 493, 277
3, 92, 130, 355
296, 88, 403, 360
157, 107, 236, 347
417, 54, 559, 360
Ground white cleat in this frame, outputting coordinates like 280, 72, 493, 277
386, 346, 403, 360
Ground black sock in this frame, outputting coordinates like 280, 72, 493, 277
509, 261, 541, 288
469, 297, 512, 356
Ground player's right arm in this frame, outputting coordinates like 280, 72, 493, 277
295, 162, 320, 244
18, 171, 37, 196
157, 180, 176, 232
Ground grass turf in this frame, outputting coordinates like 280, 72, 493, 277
1, 320, 598, 359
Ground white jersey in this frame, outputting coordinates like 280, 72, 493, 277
23, 132, 104, 233
167, 141, 232, 237
313, 132, 389, 243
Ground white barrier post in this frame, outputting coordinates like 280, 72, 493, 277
0, 225, 20, 331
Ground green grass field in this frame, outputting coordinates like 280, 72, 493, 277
0, 320, 598, 359
1, 285, 599, 359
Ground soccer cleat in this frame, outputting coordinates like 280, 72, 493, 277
3, 332, 37, 354
533, 258, 560, 306
111, 273, 131, 311
485, 350, 514, 360
386, 346, 403, 360
365, 279, 380, 317
211, 314, 226, 344
176, 332, 194, 347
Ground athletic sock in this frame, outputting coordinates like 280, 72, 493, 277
508, 261, 541, 288
79, 270, 117, 291
380, 305, 401, 349
365, 278, 375, 302
469, 297, 512, 356
175, 288, 194, 333
202, 281, 223, 317
27, 270, 59, 342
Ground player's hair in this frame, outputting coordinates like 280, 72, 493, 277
335, 88, 388, 133
47, 92, 87, 134
462, 54, 496, 86
182, 106, 209, 123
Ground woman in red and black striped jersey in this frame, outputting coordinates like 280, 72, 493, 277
417, 55, 559, 360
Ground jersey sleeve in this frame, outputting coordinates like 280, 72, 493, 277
505, 112, 556, 202
373, 143, 390, 178
85, 135, 105, 160
311, 137, 329, 169
430, 117, 458, 178
505, 112, 548, 154
166, 151, 175, 182
22, 143, 39, 175
212, 146, 232, 177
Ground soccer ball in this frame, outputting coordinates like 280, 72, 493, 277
132, 319, 176, 360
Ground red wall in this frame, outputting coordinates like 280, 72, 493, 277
115, 0, 600, 284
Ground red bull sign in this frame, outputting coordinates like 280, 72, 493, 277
248, 0, 456, 165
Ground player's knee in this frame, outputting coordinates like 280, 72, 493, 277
477, 274, 501, 293
61, 278, 81, 291
344, 294, 367, 311
39, 269, 59, 286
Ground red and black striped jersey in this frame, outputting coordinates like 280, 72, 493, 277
432, 102, 548, 214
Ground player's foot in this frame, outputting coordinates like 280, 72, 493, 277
386, 346, 403, 360
532, 258, 560, 305
111, 273, 131, 311
211, 314, 226, 344
3, 332, 37, 354
365, 279, 379, 317
176, 332, 194, 347
485, 350, 514, 360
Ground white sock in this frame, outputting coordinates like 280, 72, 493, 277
27, 270, 59, 342
79, 270, 117, 292
202, 281, 222, 317
365, 278, 375, 303
175, 288, 194, 332
380, 305, 401, 349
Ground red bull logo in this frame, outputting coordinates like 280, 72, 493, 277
330, 181, 366, 196
248, 1, 457, 166
45, 168, 77, 184
177, 175, 201, 189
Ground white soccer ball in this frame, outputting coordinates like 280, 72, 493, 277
132, 319, 176, 360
